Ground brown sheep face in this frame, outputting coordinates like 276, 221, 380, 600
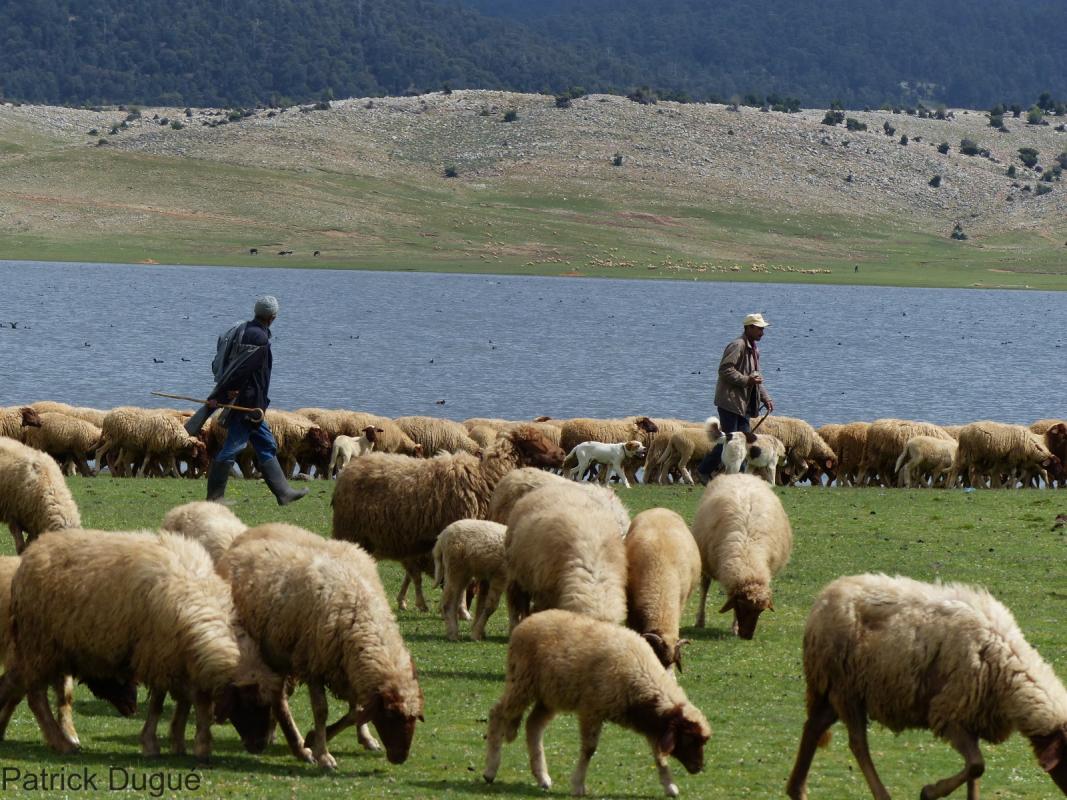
84, 676, 139, 717
366, 688, 423, 764
187, 441, 211, 473
636, 416, 659, 435
305, 427, 333, 461
1031, 728, 1067, 794
510, 431, 566, 469
661, 706, 710, 775
20, 407, 43, 428
213, 683, 273, 754
720, 594, 770, 640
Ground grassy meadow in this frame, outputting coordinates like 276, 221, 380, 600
0, 478, 1065, 798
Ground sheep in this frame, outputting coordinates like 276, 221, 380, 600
817, 421, 869, 486
691, 473, 793, 639
296, 408, 423, 457
262, 409, 333, 478
649, 424, 708, 485
786, 573, 1067, 800
29, 401, 106, 427
0, 437, 81, 552
219, 523, 424, 769
21, 411, 102, 477
327, 426, 380, 477
504, 482, 627, 629
394, 415, 482, 456
96, 406, 208, 478
466, 424, 499, 449
331, 425, 565, 612
894, 435, 959, 488
625, 508, 700, 671
1031, 420, 1067, 488
487, 466, 631, 536
859, 419, 953, 487
957, 420, 1056, 489
752, 416, 837, 486
160, 501, 247, 563
0, 529, 280, 759
432, 519, 507, 640
484, 609, 711, 798
0, 405, 43, 441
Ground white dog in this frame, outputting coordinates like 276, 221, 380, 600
744, 433, 787, 484
565, 439, 647, 489
705, 416, 747, 475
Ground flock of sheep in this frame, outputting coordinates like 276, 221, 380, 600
1, 399, 1067, 798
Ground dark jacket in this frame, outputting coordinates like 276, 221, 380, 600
713, 335, 771, 417
208, 318, 272, 417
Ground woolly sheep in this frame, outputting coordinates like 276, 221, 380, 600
484, 609, 711, 798
504, 482, 627, 629
625, 508, 701, 671
331, 426, 565, 601
96, 406, 208, 478
29, 401, 106, 428
327, 426, 380, 477
466, 424, 499, 449
296, 408, 423, 457
0, 529, 280, 759
219, 523, 424, 769
432, 519, 507, 640
0, 406, 43, 442
160, 501, 247, 563
0, 437, 81, 552
859, 419, 953, 487
691, 473, 793, 639
649, 424, 708, 485
750, 416, 835, 485
957, 420, 1055, 489
262, 409, 333, 477
395, 415, 482, 456
21, 411, 102, 477
894, 435, 959, 488
817, 421, 869, 486
786, 573, 1067, 800
487, 466, 631, 536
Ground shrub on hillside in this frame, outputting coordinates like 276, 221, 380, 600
502, 109, 518, 122
929, 174, 942, 187
959, 139, 981, 156
1007, 165, 1017, 177
612, 152, 624, 166
1035, 183, 1053, 196
937, 142, 950, 154
899, 134, 909, 145
883, 120, 895, 136
822, 110, 845, 126
443, 165, 458, 178
1018, 147, 1039, 167
846, 117, 866, 131
1027, 106, 1045, 125
627, 86, 658, 105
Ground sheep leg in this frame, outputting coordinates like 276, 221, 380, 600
170, 694, 191, 754
919, 723, 984, 800
521, 701, 555, 790
472, 579, 502, 641
506, 581, 531, 631
569, 715, 602, 796
53, 675, 79, 747
648, 734, 680, 798
484, 691, 530, 783
27, 684, 79, 753
9, 521, 26, 554
460, 582, 473, 621
396, 572, 411, 610
316, 705, 381, 750
412, 571, 429, 613
841, 705, 891, 800
190, 690, 214, 763
442, 578, 463, 641
139, 688, 166, 756
695, 574, 711, 628
0, 671, 23, 740
785, 690, 839, 800
306, 680, 338, 770
271, 689, 314, 763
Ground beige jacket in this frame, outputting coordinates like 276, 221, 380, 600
713, 335, 771, 417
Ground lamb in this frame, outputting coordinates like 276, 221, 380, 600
859, 418, 953, 487
487, 466, 631, 537
394, 415, 482, 456
0, 405, 43, 441
432, 519, 507, 640
625, 508, 701, 671
484, 609, 711, 798
957, 420, 1056, 489
21, 411, 102, 477
0, 529, 280, 759
160, 501, 247, 563
96, 406, 208, 478
894, 435, 959, 488
331, 425, 565, 611
504, 482, 627, 629
0, 437, 81, 552
327, 426, 380, 477
296, 408, 423, 457
691, 473, 793, 638
218, 523, 424, 769
786, 573, 1067, 800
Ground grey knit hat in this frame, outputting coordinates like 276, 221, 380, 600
254, 295, 279, 318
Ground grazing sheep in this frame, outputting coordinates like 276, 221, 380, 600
752, 416, 836, 485
327, 426, 380, 477
1031, 421, 1067, 488
487, 467, 631, 536
859, 419, 953, 487
296, 409, 423, 457
332, 426, 565, 608
432, 519, 507, 640
691, 473, 793, 638
625, 509, 700, 671
0, 437, 81, 552
262, 410, 333, 478
394, 416, 482, 456
504, 482, 627, 629
219, 524, 424, 769
649, 424, 708, 485
817, 421, 869, 486
466, 424, 499, 449
160, 501, 247, 563
957, 420, 1055, 488
484, 609, 711, 798
0, 529, 280, 759
894, 435, 959, 488
786, 573, 1067, 800
96, 406, 208, 478
0, 406, 43, 442
21, 411, 102, 477
29, 401, 106, 428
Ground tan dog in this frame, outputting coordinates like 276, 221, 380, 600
565, 440, 647, 489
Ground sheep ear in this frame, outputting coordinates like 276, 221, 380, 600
1033, 731, 1067, 772
767, 601, 775, 611
719, 596, 736, 614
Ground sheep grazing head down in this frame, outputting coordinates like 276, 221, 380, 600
629, 701, 710, 775
213, 683, 274, 754
720, 582, 774, 640
364, 685, 425, 764
507, 428, 566, 470
1030, 727, 1067, 794
185, 440, 210, 472
84, 676, 139, 717
19, 407, 43, 428
305, 426, 333, 460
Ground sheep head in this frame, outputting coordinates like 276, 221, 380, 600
185, 439, 210, 473
362, 426, 382, 445
720, 582, 773, 640
84, 676, 139, 717
1031, 728, 1067, 794
304, 426, 333, 460
635, 416, 659, 435
364, 680, 425, 765
213, 683, 273, 753
658, 704, 711, 775
19, 407, 42, 428
508, 427, 565, 469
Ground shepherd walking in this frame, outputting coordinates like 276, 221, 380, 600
193, 295, 307, 505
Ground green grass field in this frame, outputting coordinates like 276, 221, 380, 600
1, 479, 1065, 798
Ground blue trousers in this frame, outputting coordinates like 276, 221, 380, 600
216, 416, 277, 463
697, 407, 751, 476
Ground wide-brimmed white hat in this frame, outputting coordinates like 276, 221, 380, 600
742, 312, 770, 328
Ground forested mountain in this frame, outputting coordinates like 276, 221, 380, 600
2, 0, 1065, 109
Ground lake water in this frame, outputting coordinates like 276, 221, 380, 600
0, 260, 1062, 428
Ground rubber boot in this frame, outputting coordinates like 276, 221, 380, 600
259, 457, 308, 506
206, 460, 234, 503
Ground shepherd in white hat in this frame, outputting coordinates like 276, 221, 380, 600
695, 312, 775, 483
